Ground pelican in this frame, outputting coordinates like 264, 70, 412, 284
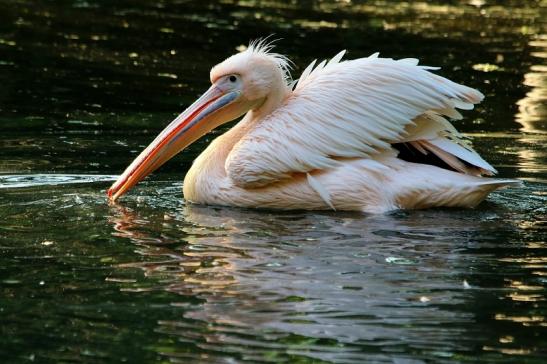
108, 40, 518, 213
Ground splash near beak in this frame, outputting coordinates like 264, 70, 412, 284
107, 86, 240, 201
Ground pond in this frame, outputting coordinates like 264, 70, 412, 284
0, 0, 545, 363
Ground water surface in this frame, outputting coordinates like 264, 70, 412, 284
0, 1, 545, 363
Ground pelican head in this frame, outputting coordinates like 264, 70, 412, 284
107, 41, 291, 201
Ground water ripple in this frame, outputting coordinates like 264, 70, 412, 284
0, 174, 117, 188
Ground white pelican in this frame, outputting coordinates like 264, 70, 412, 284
108, 40, 518, 213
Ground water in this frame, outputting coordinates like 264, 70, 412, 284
0, 0, 546, 363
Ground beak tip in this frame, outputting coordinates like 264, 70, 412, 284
107, 186, 117, 201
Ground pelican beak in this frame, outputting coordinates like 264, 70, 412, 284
107, 85, 241, 201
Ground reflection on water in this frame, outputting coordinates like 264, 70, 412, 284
516, 34, 547, 134
0, 0, 546, 363
101, 183, 547, 362
516, 133, 547, 182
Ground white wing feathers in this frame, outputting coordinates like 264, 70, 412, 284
225, 52, 493, 188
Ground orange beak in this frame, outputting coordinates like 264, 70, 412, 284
107, 85, 241, 201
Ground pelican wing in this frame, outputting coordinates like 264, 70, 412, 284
225, 52, 492, 188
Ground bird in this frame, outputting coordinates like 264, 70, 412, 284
107, 39, 518, 213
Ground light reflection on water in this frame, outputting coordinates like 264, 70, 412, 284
516, 33, 547, 134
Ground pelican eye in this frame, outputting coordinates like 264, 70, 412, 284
229, 75, 237, 83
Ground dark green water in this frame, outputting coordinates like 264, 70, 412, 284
1, 0, 546, 363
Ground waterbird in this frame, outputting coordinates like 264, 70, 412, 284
107, 40, 518, 213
